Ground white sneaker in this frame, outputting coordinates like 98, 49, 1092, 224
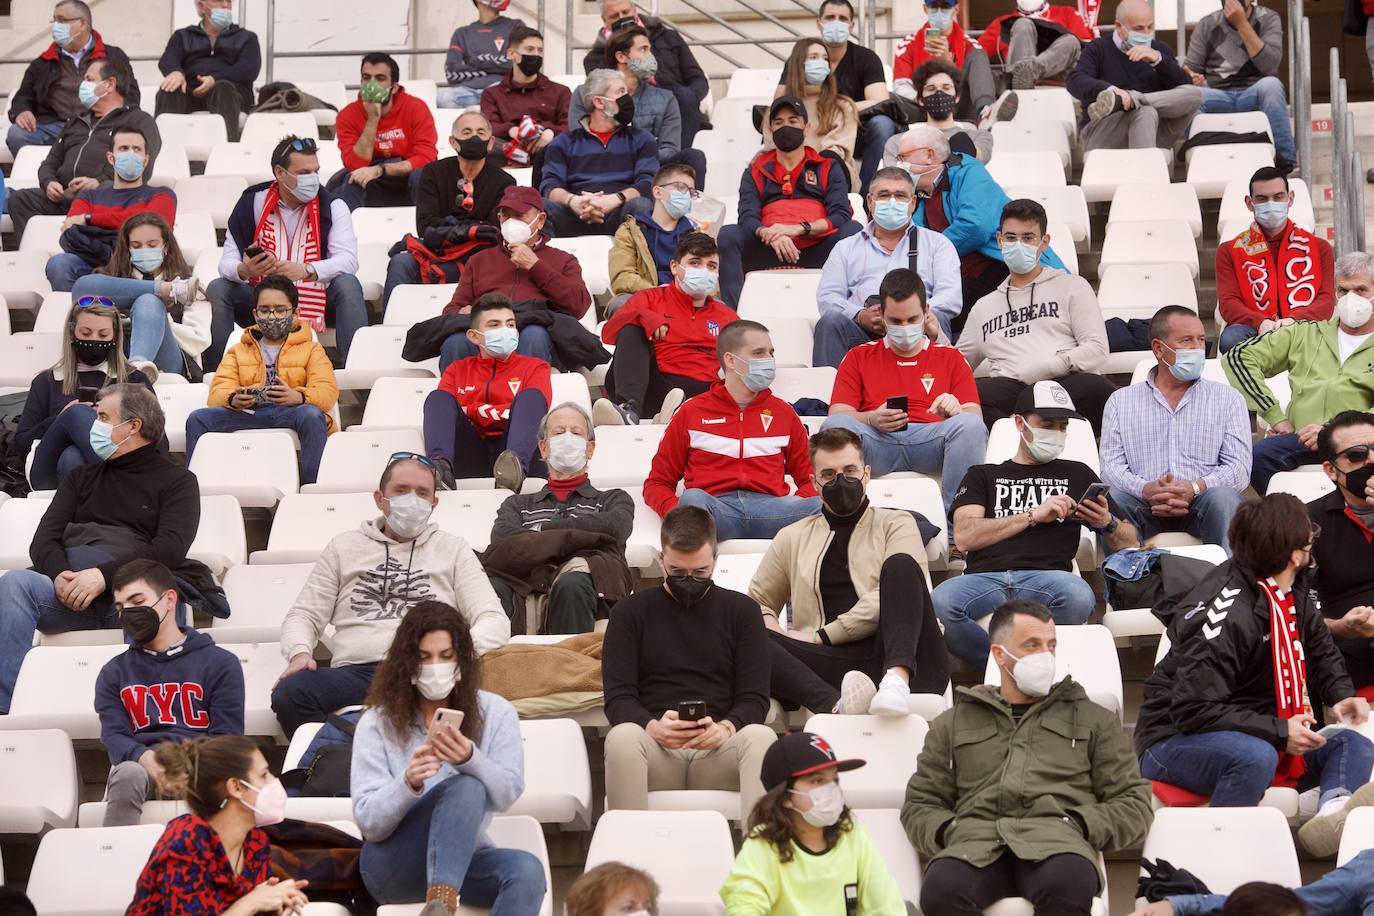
836, 671, 877, 715
169, 276, 200, 310
868, 673, 911, 716
130, 359, 159, 385
654, 388, 685, 424
593, 397, 631, 426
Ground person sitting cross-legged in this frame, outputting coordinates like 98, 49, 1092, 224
979, 0, 1093, 90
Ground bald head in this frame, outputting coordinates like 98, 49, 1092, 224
1115, 0, 1154, 30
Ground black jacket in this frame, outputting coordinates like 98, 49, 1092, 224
1134, 559, 1355, 757
580, 15, 709, 102
1309, 489, 1374, 687
8, 33, 140, 124
38, 105, 161, 189
158, 24, 261, 85
415, 155, 514, 248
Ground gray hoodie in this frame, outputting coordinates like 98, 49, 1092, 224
280, 518, 509, 667
957, 266, 1108, 383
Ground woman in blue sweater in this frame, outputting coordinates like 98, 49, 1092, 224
351, 600, 545, 916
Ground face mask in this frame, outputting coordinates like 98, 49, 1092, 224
484, 0, 512, 8
820, 19, 851, 45
120, 594, 171, 646
1001, 240, 1041, 275
516, 54, 543, 77
680, 267, 717, 298
611, 14, 639, 32
457, 136, 489, 161
921, 89, 958, 119
238, 776, 288, 828
886, 323, 926, 352
1338, 292, 1374, 329
1126, 30, 1154, 46
733, 356, 776, 392
611, 94, 636, 127
1343, 464, 1374, 501
78, 80, 103, 110
359, 80, 391, 104
666, 574, 712, 606
998, 646, 1057, 697
926, 8, 955, 31
1165, 344, 1205, 382
52, 21, 71, 45
663, 189, 693, 220
385, 491, 435, 539
113, 151, 145, 182
628, 53, 658, 79
209, 7, 233, 28
1252, 200, 1289, 230
792, 781, 846, 827
483, 326, 519, 359
289, 171, 320, 202
412, 661, 459, 701
1017, 0, 1050, 12
773, 125, 805, 153
1021, 424, 1067, 463
873, 199, 912, 231
72, 337, 116, 365
804, 59, 831, 85
256, 315, 293, 340
89, 418, 131, 460
130, 247, 164, 275
501, 217, 535, 246
822, 474, 866, 517
546, 431, 590, 474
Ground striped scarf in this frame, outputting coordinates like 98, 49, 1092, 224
252, 184, 328, 331
1258, 576, 1309, 786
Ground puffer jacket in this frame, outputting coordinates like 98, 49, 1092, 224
609, 214, 660, 297
903, 678, 1152, 882
206, 323, 339, 433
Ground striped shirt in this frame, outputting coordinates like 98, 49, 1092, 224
1098, 367, 1252, 497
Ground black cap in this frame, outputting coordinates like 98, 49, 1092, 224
760, 731, 865, 792
1013, 379, 1084, 420
768, 95, 810, 124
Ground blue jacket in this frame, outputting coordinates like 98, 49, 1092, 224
540, 123, 658, 198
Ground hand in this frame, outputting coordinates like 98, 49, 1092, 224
45, 181, 65, 202
1184, 65, 1206, 86
1335, 607, 1374, 640
1277, 317, 1296, 327
928, 393, 961, 417
15, 111, 37, 132
508, 243, 539, 271
1223, 0, 1248, 25
1126, 44, 1161, 64
854, 307, 885, 336
263, 384, 304, 406
652, 323, 670, 341
271, 261, 310, 282
405, 744, 443, 790
63, 568, 106, 611
1030, 494, 1077, 525
349, 165, 384, 188
138, 749, 166, 789
869, 407, 909, 433
645, 710, 705, 750
1285, 714, 1326, 755
756, 224, 787, 245
924, 309, 942, 340
925, 33, 951, 61
362, 100, 384, 121
159, 71, 187, 93
245, 877, 310, 915
1258, 318, 1279, 334
1298, 423, 1322, 450
275, 652, 316, 685
1127, 902, 1176, 916
568, 194, 593, 218
429, 720, 474, 765
1269, 419, 1296, 437
237, 249, 278, 279
1074, 494, 1113, 529
684, 717, 733, 751
1334, 696, 1371, 726
768, 235, 801, 263
60, 214, 84, 232
66, 177, 98, 195
533, 128, 554, 152
231, 389, 259, 410
785, 629, 814, 642
1113, 86, 1137, 110
191, 74, 215, 97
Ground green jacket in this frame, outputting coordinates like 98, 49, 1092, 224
901, 680, 1152, 880
1222, 318, 1374, 428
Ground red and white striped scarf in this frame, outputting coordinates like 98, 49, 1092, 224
252, 184, 328, 331
1258, 576, 1309, 786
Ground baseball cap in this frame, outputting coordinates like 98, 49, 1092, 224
497, 185, 546, 215
1013, 379, 1084, 420
768, 96, 810, 124
760, 731, 865, 792
925, 0, 959, 8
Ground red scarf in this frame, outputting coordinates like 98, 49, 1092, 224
1258, 577, 1309, 786
252, 184, 328, 331
1224, 223, 1321, 321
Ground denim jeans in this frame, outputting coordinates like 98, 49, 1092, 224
855, 114, 899, 194
423, 388, 548, 478
543, 196, 653, 238
439, 327, 554, 372
1169, 848, 1374, 915
70, 275, 187, 372
206, 275, 368, 371
1251, 432, 1322, 494
931, 570, 1097, 667
436, 85, 485, 109
1141, 728, 1374, 808
45, 252, 95, 292
270, 662, 378, 739
1200, 77, 1297, 165
29, 402, 98, 490
1110, 485, 1245, 553
1218, 323, 1258, 353
383, 251, 423, 311
185, 404, 330, 484
359, 772, 547, 913
676, 489, 822, 541
5, 118, 64, 156
812, 310, 879, 369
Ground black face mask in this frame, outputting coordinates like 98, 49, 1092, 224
612, 94, 636, 127
516, 54, 543, 77
773, 125, 805, 153
921, 90, 958, 119
666, 574, 712, 607
612, 14, 639, 32
121, 599, 168, 646
1344, 464, 1374, 501
72, 337, 116, 365
822, 474, 866, 517
457, 136, 489, 161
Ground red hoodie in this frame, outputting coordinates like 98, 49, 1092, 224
601, 283, 738, 381
977, 7, 1094, 61
643, 382, 817, 517
436, 352, 552, 438
336, 86, 439, 173
893, 22, 980, 81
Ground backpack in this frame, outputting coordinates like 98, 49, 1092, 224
281, 711, 360, 797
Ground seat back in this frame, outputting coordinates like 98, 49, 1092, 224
802, 714, 929, 808
1141, 807, 1301, 894
0, 729, 79, 832
585, 809, 736, 914
27, 824, 167, 915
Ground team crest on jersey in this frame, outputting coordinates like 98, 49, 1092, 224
920, 373, 935, 394
494, 38, 505, 50
760, 409, 774, 431
508, 378, 521, 395
804, 170, 818, 186
707, 321, 720, 335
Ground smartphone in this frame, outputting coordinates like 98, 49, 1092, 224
243, 244, 266, 260
241, 386, 269, 406
75, 386, 99, 404
426, 707, 465, 744
1318, 723, 1349, 738
677, 700, 706, 723
1077, 482, 1109, 505
886, 395, 909, 432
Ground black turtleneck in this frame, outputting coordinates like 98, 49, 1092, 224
818, 499, 868, 623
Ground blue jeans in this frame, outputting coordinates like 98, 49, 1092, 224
436, 85, 485, 109
185, 404, 329, 484
813, 310, 879, 369
72, 275, 188, 372
1200, 77, 1297, 165
1251, 432, 1322, 494
1218, 323, 1258, 353
5, 119, 64, 156
677, 489, 821, 541
543, 196, 653, 238
423, 387, 548, 478
1170, 848, 1374, 915
1110, 485, 1244, 553
439, 327, 553, 372
45, 253, 95, 292
383, 251, 423, 311
856, 114, 899, 193
270, 662, 378, 739
1141, 728, 1374, 808
29, 403, 98, 490
931, 570, 1097, 667
206, 275, 368, 371
360, 772, 547, 913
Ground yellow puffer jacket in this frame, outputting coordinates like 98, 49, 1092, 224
207, 323, 340, 433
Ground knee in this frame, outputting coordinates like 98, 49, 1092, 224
0, 571, 46, 617
269, 669, 313, 710
604, 722, 650, 756
520, 325, 552, 346
108, 761, 151, 796
677, 488, 712, 510
814, 310, 852, 336
129, 294, 165, 319
716, 225, 742, 253
880, 552, 922, 581
1224, 735, 1281, 781
504, 850, 547, 893
920, 861, 973, 912
292, 405, 327, 430
819, 413, 863, 435
1199, 486, 1244, 512
439, 334, 469, 364
1254, 76, 1286, 102
736, 724, 777, 747
1058, 577, 1098, 619
943, 410, 986, 439
184, 408, 211, 436
328, 275, 365, 304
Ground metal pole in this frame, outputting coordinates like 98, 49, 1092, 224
1355, 148, 1368, 251
565, 0, 574, 76
867, 0, 878, 50
264, 0, 275, 84
1298, 18, 1312, 189
1286, 0, 1295, 109
1177, 0, 1187, 59
1347, 108, 1360, 251
537, 0, 545, 37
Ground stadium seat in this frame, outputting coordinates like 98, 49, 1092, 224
624, 486, 664, 570
710, 96, 766, 137
990, 120, 1071, 169
802, 713, 929, 808
711, 552, 766, 596
552, 235, 612, 298
353, 376, 440, 431
1045, 221, 1079, 274
1079, 148, 1171, 203
1102, 544, 1226, 641
985, 150, 1066, 188
216, 562, 316, 644
1109, 184, 1202, 238
1267, 470, 1336, 500
981, 624, 1124, 719
863, 476, 947, 573
148, 141, 192, 187
1218, 177, 1316, 233
0, 296, 10, 336
172, 210, 218, 263
0, 729, 79, 832
1186, 144, 1276, 199
188, 494, 249, 576
293, 81, 349, 127
1188, 110, 1274, 142
737, 270, 824, 321
693, 130, 764, 197
1141, 807, 1301, 894
384, 283, 458, 326
726, 68, 783, 99
587, 425, 668, 488
768, 315, 817, 368
402, 79, 439, 108
155, 382, 212, 452
252, 491, 377, 564
334, 326, 440, 391
551, 372, 593, 416
351, 206, 417, 247
509, 718, 594, 829
356, 240, 390, 303
0, 333, 63, 388
303, 428, 426, 494
172, 175, 249, 229
203, 141, 280, 183
0, 250, 53, 311
986, 417, 1098, 472
33, 292, 72, 333
188, 431, 300, 507
851, 808, 922, 912
1007, 87, 1078, 137
1098, 220, 1200, 279
191, 246, 224, 288
240, 111, 322, 143
19, 215, 65, 256
432, 488, 519, 552
0, 498, 55, 569
9, 144, 50, 188
769, 365, 837, 404
585, 809, 735, 915
1003, 185, 1091, 244
1338, 806, 1374, 866
26, 824, 166, 916
1099, 263, 1199, 315
154, 112, 228, 161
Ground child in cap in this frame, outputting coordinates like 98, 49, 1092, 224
719, 731, 905, 915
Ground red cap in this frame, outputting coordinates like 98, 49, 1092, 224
497, 185, 546, 215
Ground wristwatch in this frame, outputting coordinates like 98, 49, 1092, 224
304, 264, 317, 281
1095, 516, 1120, 535
615, 191, 628, 205
1190, 480, 1202, 499
800, 221, 812, 236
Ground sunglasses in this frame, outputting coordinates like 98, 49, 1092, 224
76, 295, 115, 309
386, 451, 443, 480
1336, 443, 1374, 465
274, 137, 318, 167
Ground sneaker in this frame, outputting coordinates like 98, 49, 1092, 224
1087, 87, 1123, 123
654, 388, 685, 425
433, 456, 457, 491
946, 546, 967, 573
868, 672, 911, 716
493, 450, 525, 494
1367, 167, 1374, 184
593, 397, 640, 427
1298, 780, 1374, 857
130, 359, 159, 385
978, 90, 1019, 128
169, 276, 200, 310
836, 671, 878, 715
1011, 59, 1038, 91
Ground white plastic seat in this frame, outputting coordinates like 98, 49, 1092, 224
1186, 144, 1275, 199
692, 130, 764, 197
0, 729, 79, 832
432, 488, 516, 552
1003, 185, 1091, 244
1098, 220, 1200, 279
851, 809, 922, 911
187, 494, 249, 576
303, 428, 425, 494
0, 498, 55, 569
1099, 263, 1199, 315
584, 809, 735, 915
587, 426, 668, 487
155, 112, 229, 161
986, 417, 1098, 471
0, 333, 63, 387
240, 111, 322, 143
508, 719, 593, 828
356, 240, 389, 303
334, 325, 439, 390
1267, 470, 1337, 500
148, 141, 192, 187
1217, 177, 1316, 234
216, 563, 316, 644
203, 141, 280, 183
985, 150, 1066, 188
155, 382, 211, 452
737, 269, 824, 321
293, 81, 348, 127
33, 292, 72, 333
552, 373, 594, 418
1338, 806, 1374, 865
990, 120, 1072, 169
19, 215, 66, 256
353, 376, 439, 431
1007, 87, 1078, 137
0, 250, 53, 310
769, 366, 837, 404
766, 315, 816, 368
726, 68, 782, 99
1188, 110, 1274, 141
172, 175, 248, 229
1045, 220, 1078, 274
710, 96, 768, 137
864, 476, 947, 573
188, 431, 300, 507
549, 235, 612, 298
383, 284, 458, 326
983, 857, 1109, 915
402, 79, 439, 108
1141, 807, 1301, 894
1102, 544, 1226, 641
1109, 183, 1202, 238
251, 491, 377, 564
802, 714, 930, 808
981, 624, 1124, 719
624, 486, 664, 570
26, 824, 166, 916
9, 145, 51, 187
711, 553, 766, 596
1079, 148, 1171, 203
351, 206, 416, 247
172, 210, 217, 263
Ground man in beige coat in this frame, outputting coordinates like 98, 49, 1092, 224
748, 426, 950, 716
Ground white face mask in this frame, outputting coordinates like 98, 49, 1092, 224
501, 217, 534, 246
412, 661, 460, 701
997, 645, 1057, 697
1338, 292, 1374, 330
546, 430, 589, 474
1020, 423, 1066, 463
384, 492, 435, 540
791, 781, 846, 827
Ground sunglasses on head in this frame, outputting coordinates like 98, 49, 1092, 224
387, 451, 439, 472
274, 137, 318, 167
76, 295, 115, 309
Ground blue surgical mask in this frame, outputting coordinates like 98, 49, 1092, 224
664, 189, 693, 220
89, 419, 130, 460
483, 326, 519, 359
78, 80, 102, 110
820, 19, 851, 45
1127, 30, 1154, 46
804, 59, 831, 85
290, 172, 320, 202
734, 356, 776, 392
680, 267, 717, 298
1253, 200, 1290, 230
1001, 240, 1041, 275
873, 199, 912, 231
209, 7, 233, 28
130, 247, 164, 275
1165, 344, 1205, 382
113, 151, 145, 182
51, 21, 72, 46
886, 323, 927, 351
926, 8, 955, 31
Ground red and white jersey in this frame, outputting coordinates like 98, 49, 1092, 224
832, 338, 979, 423
436, 352, 552, 438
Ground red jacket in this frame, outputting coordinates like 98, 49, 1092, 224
1216, 222, 1334, 330
601, 283, 738, 381
643, 382, 817, 517
894, 22, 980, 81
480, 72, 572, 141
436, 352, 552, 438
444, 234, 592, 319
977, 7, 1094, 61
336, 86, 439, 172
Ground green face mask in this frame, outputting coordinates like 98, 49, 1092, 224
360, 79, 391, 104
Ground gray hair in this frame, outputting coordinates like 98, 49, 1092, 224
452, 110, 491, 134
898, 125, 951, 163
538, 402, 596, 442
58, 0, 92, 23
1335, 251, 1374, 283
583, 69, 623, 110
99, 382, 165, 444
870, 166, 915, 192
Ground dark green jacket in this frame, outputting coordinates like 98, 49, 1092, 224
901, 678, 1152, 880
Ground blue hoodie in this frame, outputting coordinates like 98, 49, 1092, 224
94, 628, 245, 766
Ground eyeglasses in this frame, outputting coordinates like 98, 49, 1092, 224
51, 15, 83, 23
458, 177, 474, 212
870, 191, 913, 202
815, 469, 865, 484
76, 295, 115, 309
274, 137, 317, 166
656, 181, 699, 197
1311, 522, 1322, 540
1336, 443, 1374, 465
254, 307, 295, 318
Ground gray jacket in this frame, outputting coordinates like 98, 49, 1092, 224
1184, 6, 1283, 89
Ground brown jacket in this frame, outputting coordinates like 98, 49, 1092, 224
609, 214, 659, 297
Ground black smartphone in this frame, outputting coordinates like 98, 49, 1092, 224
677, 700, 706, 723
75, 386, 98, 404
243, 244, 266, 260
1078, 482, 1109, 504
886, 395, 909, 432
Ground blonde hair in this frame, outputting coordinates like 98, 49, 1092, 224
57, 301, 131, 395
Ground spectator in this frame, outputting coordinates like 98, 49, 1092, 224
154, 0, 260, 142
95, 559, 244, 827
905, 600, 1153, 916
1222, 251, 1374, 493
6, 57, 158, 242
821, 268, 986, 536
352, 601, 545, 913
885, 61, 994, 164
602, 506, 777, 819
980, 0, 1094, 89
643, 320, 821, 540
720, 731, 906, 912
126, 737, 308, 915
16, 299, 153, 491
479, 26, 570, 165
931, 382, 1138, 667
426, 293, 552, 493
0, 383, 199, 713
1135, 494, 1374, 859
332, 52, 439, 210
272, 454, 508, 738
1131, 872, 1369, 915
717, 97, 859, 307
438, 186, 591, 369
540, 69, 657, 238
814, 166, 961, 366
71, 213, 209, 381
596, 231, 736, 427
208, 135, 366, 370
957, 198, 1115, 433
1216, 167, 1334, 352
764, 37, 861, 188
607, 163, 704, 314
1067, 0, 1202, 152
581, 0, 710, 146
1184, 0, 1295, 173
438, 0, 526, 110
382, 111, 515, 309
487, 403, 635, 635
1101, 306, 1251, 552
186, 277, 338, 486
892, 0, 999, 122
7, 1, 139, 155
565, 863, 659, 916
44, 126, 177, 292
750, 428, 951, 717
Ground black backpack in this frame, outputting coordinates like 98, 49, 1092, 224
281, 711, 359, 797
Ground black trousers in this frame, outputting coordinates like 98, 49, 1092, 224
605, 325, 713, 416
952, 261, 1011, 338
766, 554, 950, 712
977, 374, 1118, 437
155, 80, 254, 142
920, 851, 1100, 916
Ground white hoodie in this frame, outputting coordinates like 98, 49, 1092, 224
280, 518, 509, 667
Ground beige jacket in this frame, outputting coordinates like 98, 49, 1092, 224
747, 506, 923, 644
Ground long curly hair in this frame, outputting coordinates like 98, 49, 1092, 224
782, 38, 855, 146
364, 600, 485, 745
99, 211, 192, 281
745, 779, 853, 863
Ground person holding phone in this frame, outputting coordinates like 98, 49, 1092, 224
351, 600, 545, 916
892, 0, 1001, 124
